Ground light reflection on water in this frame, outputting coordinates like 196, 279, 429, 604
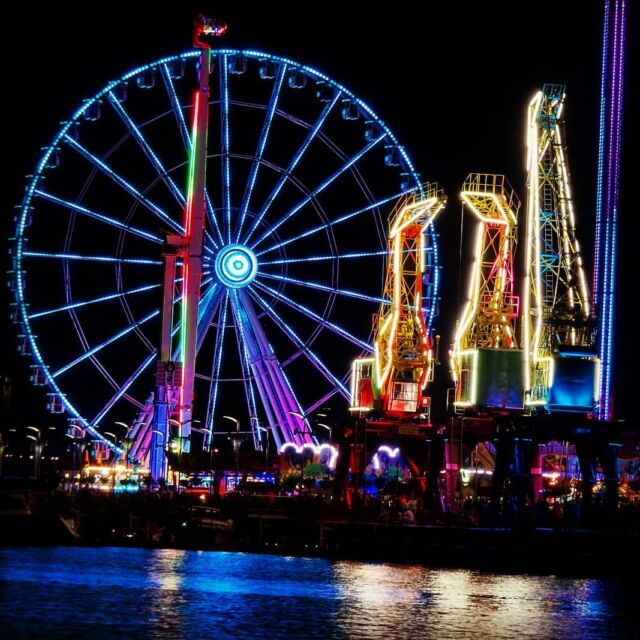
0, 547, 636, 639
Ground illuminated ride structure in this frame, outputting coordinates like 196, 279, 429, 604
451, 173, 521, 411
10, 18, 438, 485
594, 0, 626, 420
524, 84, 598, 413
445, 84, 618, 514
345, 188, 445, 495
350, 187, 446, 425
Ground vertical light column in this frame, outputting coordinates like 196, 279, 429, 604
179, 48, 211, 450
595, 0, 626, 420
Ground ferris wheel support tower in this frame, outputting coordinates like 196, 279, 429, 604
149, 17, 226, 484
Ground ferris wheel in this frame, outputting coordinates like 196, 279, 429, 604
11, 46, 438, 459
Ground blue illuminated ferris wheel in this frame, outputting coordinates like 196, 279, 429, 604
11, 48, 438, 456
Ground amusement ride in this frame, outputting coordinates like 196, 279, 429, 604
9, 1, 627, 503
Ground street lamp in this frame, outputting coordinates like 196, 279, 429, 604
288, 410, 316, 441
167, 419, 197, 492
223, 416, 241, 476
316, 423, 332, 443
26, 429, 44, 480
256, 425, 269, 471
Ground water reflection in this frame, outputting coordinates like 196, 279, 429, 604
143, 549, 187, 640
0, 548, 637, 639
330, 563, 633, 640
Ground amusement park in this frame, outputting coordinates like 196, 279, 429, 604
0, 1, 637, 622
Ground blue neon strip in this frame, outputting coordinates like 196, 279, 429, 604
35, 190, 162, 244
160, 63, 224, 247
29, 282, 160, 319
251, 133, 386, 250
256, 191, 410, 256
195, 283, 224, 353
260, 249, 387, 266
22, 251, 162, 265
256, 271, 387, 305
220, 54, 232, 243
91, 350, 157, 426
12, 49, 429, 451
236, 64, 286, 241
205, 292, 229, 449
93, 314, 183, 429
601, 0, 625, 419
233, 312, 260, 447
64, 135, 184, 235
241, 92, 341, 245
161, 62, 191, 152
52, 308, 160, 378
253, 280, 371, 351
108, 91, 187, 208
593, 0, 610, 303
250, 288, 349, 397
205, 193, 226, 247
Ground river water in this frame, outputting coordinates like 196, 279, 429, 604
0, 547, 637, 639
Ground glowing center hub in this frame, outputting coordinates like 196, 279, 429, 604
215, 244, 258, 288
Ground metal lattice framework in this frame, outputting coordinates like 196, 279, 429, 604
523, 84, 594, 406
451, 173, 520, 406
351, 186, 445, 416
11, 48, 438, 461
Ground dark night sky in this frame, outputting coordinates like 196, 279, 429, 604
0, 1, 636, 433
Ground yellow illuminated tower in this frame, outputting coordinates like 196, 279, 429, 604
351, 185, 446, 417
524, 84, 597, 410
451, 173, 521, 409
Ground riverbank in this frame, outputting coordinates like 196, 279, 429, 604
2, 489, 638, 577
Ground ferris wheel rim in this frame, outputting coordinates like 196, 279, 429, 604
13, 47, 437, 452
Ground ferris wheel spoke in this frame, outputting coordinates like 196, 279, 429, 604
241, 91, 341, 245
22, 250, 162, 265
256, 271, 387, 305
107, 92, 187, 208
220, 54, 232, 243
90, 350, 157, 426
231, 309, 261, 449
28, 282, 161, 320
230, 292, 287, 450
203, 291, 229, 449
92, 308, 184, 427
249, 288, 349, 398
34, 190, 163, 244
260, 249, 387, 266
232, 290, 310, 446
252, 281, 371, 351
250, 133, 386, 250
195, 282, 224, 354
257, 191, 406, 256
52, 308, 160, 379
64, 135, 184, 235
304, 388, 344, 416
235, 64, 287, 242
161, 62, 191, 153
205, 193, 225, 247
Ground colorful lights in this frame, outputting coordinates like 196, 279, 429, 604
12, 46, 429, 475
351, 187, 445, 415
214, 244, 258, 288
594, 1, 626, 420
523, 85, 598, 410
451, 174, 520, 408
279, 441, 339, 469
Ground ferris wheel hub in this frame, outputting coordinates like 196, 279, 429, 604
214, 244, 258, 288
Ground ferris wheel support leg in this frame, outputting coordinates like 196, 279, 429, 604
150, 246, 180, 487
150, 389, 169, 488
